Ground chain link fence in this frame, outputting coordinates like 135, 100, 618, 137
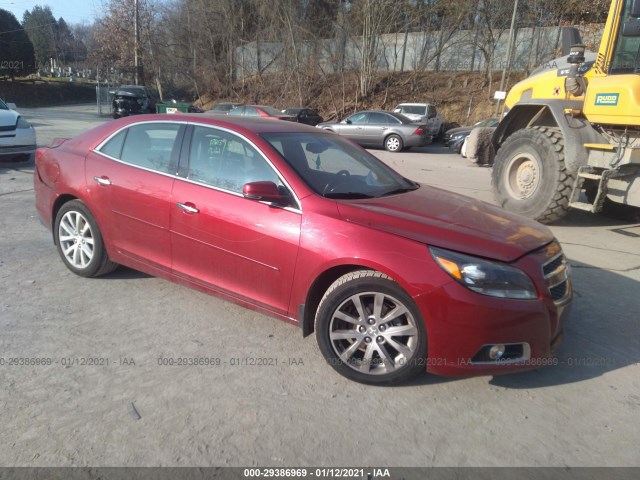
95, 82, 114, 117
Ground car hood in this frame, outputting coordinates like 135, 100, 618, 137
336, 185, 553, 262
0, 109, 19, 128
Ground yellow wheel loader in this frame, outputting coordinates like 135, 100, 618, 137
471, 0, 640, 223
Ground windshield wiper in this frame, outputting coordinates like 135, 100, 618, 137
380, 185, 419, 197
324, 192, 375, 199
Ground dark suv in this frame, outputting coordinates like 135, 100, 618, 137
111, 85, 155, 119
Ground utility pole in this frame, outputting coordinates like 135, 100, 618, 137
134, 0, 141, 85
495, 0, 519, 116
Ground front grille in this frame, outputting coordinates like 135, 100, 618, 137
550, 282, 568, 301
542, 246, 571, 304
543, 255, 564, 277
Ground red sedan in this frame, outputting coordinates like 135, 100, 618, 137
227, 105, 296, 121
33, 115, 572, 384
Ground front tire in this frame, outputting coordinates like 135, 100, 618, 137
384, 134, 403, 153
492, 126, 573, 223
54, 200, 118, 277
315, 270, 427, 385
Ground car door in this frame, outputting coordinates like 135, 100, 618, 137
365, 112, 392, 147
170, 125, 302, 314
334, 112, 368, 142
85, 122, 184, 272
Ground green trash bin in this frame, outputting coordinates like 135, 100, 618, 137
156, 101, 192, 114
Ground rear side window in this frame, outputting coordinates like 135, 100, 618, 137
99, 130, 126, 159
368, 112, 390, 124
98, 123, 181, 174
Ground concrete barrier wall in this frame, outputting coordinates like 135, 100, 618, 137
235, 25, 603, 77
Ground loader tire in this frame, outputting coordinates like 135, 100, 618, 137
492, 126, 574, 224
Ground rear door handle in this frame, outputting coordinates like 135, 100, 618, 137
94, 176, 111, 186
176, 202, 199, 214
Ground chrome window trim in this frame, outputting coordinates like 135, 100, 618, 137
94, 119, 189, 153
91, 119, 303, 212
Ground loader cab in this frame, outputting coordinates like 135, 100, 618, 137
609, 0, 640, 73
583, 0, 640, 125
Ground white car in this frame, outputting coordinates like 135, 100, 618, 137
0, 98, 36, 161
393, 103, 445, 138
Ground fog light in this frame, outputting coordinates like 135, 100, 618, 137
489, 344, 506, 360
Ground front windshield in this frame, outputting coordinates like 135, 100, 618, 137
261, 132, 418, 199
396, 105, 426, 115
0, 99, 8, 110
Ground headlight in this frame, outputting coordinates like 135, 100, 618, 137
430, 246, 537, 299
451, 133, 466, 141
16, 116, 32, 129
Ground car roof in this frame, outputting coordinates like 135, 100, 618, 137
121, 114, 320, 135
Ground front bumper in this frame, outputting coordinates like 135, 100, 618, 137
447, 136, 466, 153
0, 127, 36, 157
416, 242, 572, 376
0, 144, 36, 156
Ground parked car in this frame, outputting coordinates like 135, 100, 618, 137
0, 98, 36, 162
34, 114, 572, 385
207, 102, 242, 115
317, 110, 431, 152
228, 105, 296, 121
393, 103, 445, 139
111, 85, 155, 119
444, 118, 499, 153
282, 108, 324, 126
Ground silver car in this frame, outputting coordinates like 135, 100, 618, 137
0, 98, 36, 162
317, 110, 432, 152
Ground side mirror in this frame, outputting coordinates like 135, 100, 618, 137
7, 103, 17, 110
242, 181, 289, 205
345, 119, 352, 124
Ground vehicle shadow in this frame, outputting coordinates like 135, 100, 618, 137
412, 143, 452, 155
0, 154, 34, 171
553, 205, 640, 226
102, 266, 151, 280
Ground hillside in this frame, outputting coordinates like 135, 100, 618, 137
199, 70, 529, 126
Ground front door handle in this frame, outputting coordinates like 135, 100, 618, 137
176, 202, 199, 214
94, 176, 111, 186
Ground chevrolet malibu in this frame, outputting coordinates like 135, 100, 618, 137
34, 115, 572, 384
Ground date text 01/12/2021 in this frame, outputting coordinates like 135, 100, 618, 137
243, 467, 391, 478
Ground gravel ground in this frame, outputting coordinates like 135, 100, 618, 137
0, 105, 639, 468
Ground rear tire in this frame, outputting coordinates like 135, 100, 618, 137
315, 270, 427, 385
54, 200, 118, 278
385, 134, 403, 153
492, 126, 573, 223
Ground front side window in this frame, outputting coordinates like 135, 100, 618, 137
347, 112, 368, 124
610, 0, 640, 73
188, 126, 281, 194
98, 123, 181, 174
